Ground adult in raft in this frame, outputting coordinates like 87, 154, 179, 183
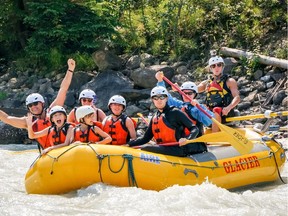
128, 86, 207, 157
102, 95, 136, 145
155, 71, 214, 137
0, 58, 75, 150
67, 89, 106, 124
198, 56, 240, 132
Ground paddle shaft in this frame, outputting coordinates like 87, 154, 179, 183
162, 77, 212, 118
226, 111, 288, 122
163, 76, 254, 155
137, 113, 150, 126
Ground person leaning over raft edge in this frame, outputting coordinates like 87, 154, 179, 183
128, 86, 207, 157
0, 58, 75, 150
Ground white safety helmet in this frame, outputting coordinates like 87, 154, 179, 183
108, 95, 126, 110
78, 89, 96, 101
180, 81, 198, 93
150, 86, 168, 97
75, 105, 95, 122
208, 56, 225, 67
25, 93, 45, 106
48, 106, 67, 122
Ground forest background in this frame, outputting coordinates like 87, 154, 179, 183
0, 0, 287, 74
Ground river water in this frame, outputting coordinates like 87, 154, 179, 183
0, 141, 287, 216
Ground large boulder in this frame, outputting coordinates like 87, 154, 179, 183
92, 50, 123, 71
130, 65, 174, 89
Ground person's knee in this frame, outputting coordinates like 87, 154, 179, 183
212, 107, 222, 116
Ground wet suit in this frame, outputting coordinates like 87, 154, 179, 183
128, 105, 207, 157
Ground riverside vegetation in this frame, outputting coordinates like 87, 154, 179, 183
0, 0, 287, 143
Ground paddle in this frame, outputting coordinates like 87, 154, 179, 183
132, 131, 252, 148
162, 76, 254, 155
137, 113, 150, 126
225, 111, 288, 122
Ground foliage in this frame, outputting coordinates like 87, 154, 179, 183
0, 91, 7, 101
0, 0, 286, 72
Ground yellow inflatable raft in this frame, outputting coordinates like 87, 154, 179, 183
25, 127, 286, 194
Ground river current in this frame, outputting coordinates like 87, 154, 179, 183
0, 141, 287, 216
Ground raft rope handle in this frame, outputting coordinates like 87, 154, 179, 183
86, 143, 107, 183
123, 154, 138, 187
47, 144, 86, 175
271, 151, 286, 184
107, 155, 126, 173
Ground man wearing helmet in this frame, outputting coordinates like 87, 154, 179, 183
70, 105, 112, 144
0, 58, 76, 149
198, 56, 240, 132
155, 71, 214, 136
128, 86, 206, 156
25, 106, 74, 154
102, 95, 136, 145
67, 89, 106, 124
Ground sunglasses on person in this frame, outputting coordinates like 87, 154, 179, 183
27, 101, 39, 108
183, 91, 195, 96
152, 95, 167, 101
210, 63, 223, 69
81, 98, 93, 103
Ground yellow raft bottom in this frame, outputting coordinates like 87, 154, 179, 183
25, 128, 286, 194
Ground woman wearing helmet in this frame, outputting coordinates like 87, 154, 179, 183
67, 89, 106, 124
71, 105, 111, 144
102, 95, 136, 145
198, 55, 240, 132
26, 106, 74, 154
0, 58, 76, 150
128, 86, 206, 157
155, 71, 214, 137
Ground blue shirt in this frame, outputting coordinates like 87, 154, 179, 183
157, 81, 214, 126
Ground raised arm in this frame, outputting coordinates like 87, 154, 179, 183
26, 113, 49, 139
0, 109, 27, 129
197, 80, 209, 93
49, 58, 76, 109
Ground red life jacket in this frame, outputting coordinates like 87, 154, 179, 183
73, 121, 102, 143
32, 116, 51, 149
151, 114, 177, 144
102, 115, 134, 145
47, 123, 73, 146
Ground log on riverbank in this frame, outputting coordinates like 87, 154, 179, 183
220, 47, 288, 69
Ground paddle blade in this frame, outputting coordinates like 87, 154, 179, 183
185, 131, 230, 144
211, 118, 253, 154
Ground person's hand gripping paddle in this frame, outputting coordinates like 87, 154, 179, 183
163, 76, 253, 155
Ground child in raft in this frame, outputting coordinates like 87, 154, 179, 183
71, 105, 112, 144
26, 105, 74, 154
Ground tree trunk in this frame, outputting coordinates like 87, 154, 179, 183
220, 47, 288, 69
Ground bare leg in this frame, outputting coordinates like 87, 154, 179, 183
212, 112, 221, 132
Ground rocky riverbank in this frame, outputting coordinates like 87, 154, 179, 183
0, 51, 287, 144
